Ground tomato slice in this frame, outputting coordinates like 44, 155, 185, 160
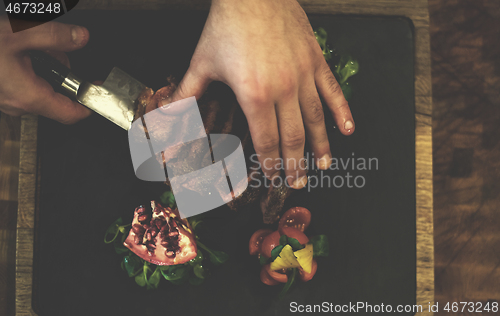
260, 266, 280, 285
264, 264, 288, 283
279, 227, 309, 245
260, 230, 281, 258
249, 229, 273, 256
299, 258, 317, 282
278, 207, 311, 233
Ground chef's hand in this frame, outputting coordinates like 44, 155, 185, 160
161, 0, 355, 189
0, 17, 91, 124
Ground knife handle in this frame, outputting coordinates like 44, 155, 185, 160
29, 51, 82, 98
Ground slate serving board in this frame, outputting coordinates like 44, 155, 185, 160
33, 11, 415, 316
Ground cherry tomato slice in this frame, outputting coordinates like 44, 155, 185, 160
278, 207, 311, 233
264, 264, 288, 283
299, 258, 317, 282
260, 266, 280, 286
249, 229, 274, 256
260, 230, 281, 258
280, 227, 309, 245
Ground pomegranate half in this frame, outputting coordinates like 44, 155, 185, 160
124, 201, 197, 265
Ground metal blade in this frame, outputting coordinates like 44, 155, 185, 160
76, 67, 147, 130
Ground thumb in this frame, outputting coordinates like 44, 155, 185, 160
159, 67, 211, 114
13, 21, 89, 52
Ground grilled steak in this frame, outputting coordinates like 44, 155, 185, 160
134, 78, 293, 224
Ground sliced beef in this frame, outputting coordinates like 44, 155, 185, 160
134, 79, 294, 224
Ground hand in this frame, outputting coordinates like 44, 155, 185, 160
160, 0, 355, 189
0, 17, 91, 124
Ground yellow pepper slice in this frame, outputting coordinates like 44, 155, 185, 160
270, 244, 314, 273
294, 244, 313, 273
270, 245, 300, 270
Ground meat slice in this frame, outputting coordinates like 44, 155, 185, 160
134, 80, 294, 224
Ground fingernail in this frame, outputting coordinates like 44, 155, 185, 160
71, 26, 84, 45
291, 175, 308, 190
344, 120, 353, 131
160, 98, 172, 108
317, 153, 331, 170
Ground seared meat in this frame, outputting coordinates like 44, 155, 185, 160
134, 79, 293, 224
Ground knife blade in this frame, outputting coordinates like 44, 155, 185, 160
29, 51, 148, 130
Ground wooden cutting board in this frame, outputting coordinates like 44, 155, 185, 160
16, 1, 433, 315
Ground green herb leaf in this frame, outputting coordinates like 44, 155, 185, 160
147, 266, 161, 290
279, 234, 287, 246
159, 190, 176, 208
259, 255, 269, 266
341, 83, 352, 101
164, 265, 189, 285
196, 241, 229, 266
123, 255, 142, 277
271, 245, 284, 261
193, 264, 206, 279
189, 250, 204, 266
113, 224, 130, 254
309, 235, 329, 257
114, 243, 128, 254
314, 27, 332, 62
104, 217, 124, 244
161, 265, 188, 281
135, 272, 146, 287
188, 215, 203, 231
208, 250, 229, 266
279, 268, 297, 300
287, 237, 304, 251
338, 56, 359, 84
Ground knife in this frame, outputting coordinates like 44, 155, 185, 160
29, 51, 148, 130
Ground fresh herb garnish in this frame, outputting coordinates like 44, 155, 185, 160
159, 190, 177, 209
259, 255, 269, 266
196, 240, 229, 266
309, 235, 329, 257
148, 266, 162, 289
314, 27, 332, 62
271, 245, 284, 261
104, 217, 130, 244
287, 237, 304, 251
105, 190, 229, 289
123, 254, 143, 277
272, 235, 304, 259
279, 268, 297, 300
314, 27, 359, 101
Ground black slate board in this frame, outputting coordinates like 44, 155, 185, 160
33, 11, 415, 316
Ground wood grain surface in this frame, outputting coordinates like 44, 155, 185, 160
0, 114, 21, 316
11, 0, 434, 315
430, 0, 500, 312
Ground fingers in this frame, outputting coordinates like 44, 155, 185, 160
13, 21, 89, 52
46, 50, 71, 68
240, 99, 281, 181
276, 95, 307, 189
159, 63, 212, 114
24, 74, 91, 124
315, 62, 355, 135
299, 80, 332, 170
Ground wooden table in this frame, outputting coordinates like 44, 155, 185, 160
14, 0, 433, 314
